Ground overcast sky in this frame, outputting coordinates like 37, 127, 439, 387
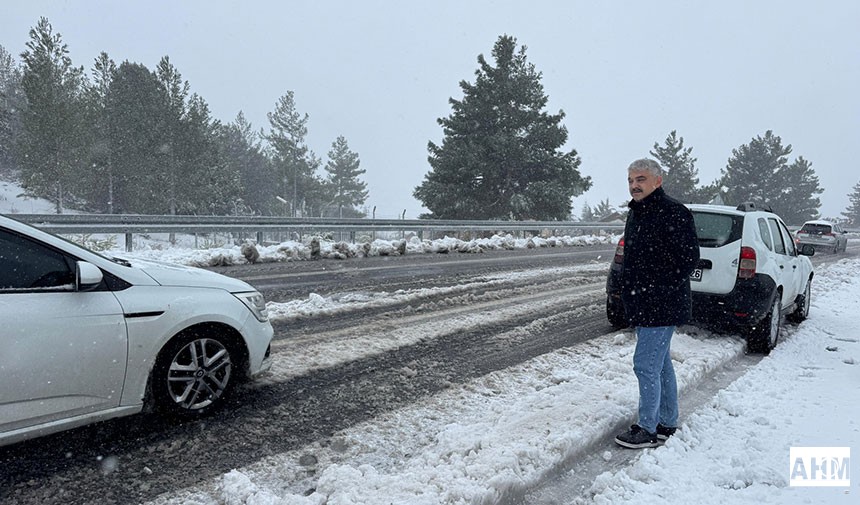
3, 1, 858, 219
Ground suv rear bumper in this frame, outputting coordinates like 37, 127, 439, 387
691, 274, 777, 329
606, 266, 777, 330
796, 238, 837, 251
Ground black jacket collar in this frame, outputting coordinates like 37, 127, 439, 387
628, 186, 666, 211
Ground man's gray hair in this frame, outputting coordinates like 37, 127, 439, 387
627, 158, 663, 178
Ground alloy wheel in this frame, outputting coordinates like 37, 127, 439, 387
166, 338, 233, 410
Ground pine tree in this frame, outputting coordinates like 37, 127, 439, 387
0, 44, 25, 174
774, 156, 822, 225
579, 200, 594, 222
217, 112, 279, 215
265, 92, 322, 217
720, 130, 792, 208
181, 93, 240, 215
720, 131, 823, 222
649, 130, 700, 203
414, 35, 591, 220
593, 198, 615, 219
323, 135, 368, 217
843, 181, 860, 226
696, 180, 722, 205
154, 56, 190, 215
105, 61, 164, 213
18, 17, 86, 213
79, 51, 116, 212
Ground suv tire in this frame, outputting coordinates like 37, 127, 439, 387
747, 293, 781, 354
787, 278, 812, 324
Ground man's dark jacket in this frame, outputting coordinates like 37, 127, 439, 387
621, 186, 699, 327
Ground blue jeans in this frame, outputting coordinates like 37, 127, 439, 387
632, 326, 678, 434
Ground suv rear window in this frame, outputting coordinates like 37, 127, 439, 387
691, 211, 744, 248
799, 223, 832, 235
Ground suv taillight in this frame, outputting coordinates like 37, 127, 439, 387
738, 246, 756, 279
613, 238, 625, 264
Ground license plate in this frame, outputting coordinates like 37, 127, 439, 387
690, 268, 703, 282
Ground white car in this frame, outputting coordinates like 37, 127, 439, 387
0, 214, 273, 447
794, 219, 849, 254
607, 202, 815, 353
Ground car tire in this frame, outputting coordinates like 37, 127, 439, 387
787, 277, 812, 324
606, 298, 628, 328
151, 329, 238, 417
747, 292, 781, 354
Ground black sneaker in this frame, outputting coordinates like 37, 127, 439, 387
614, 424, 660, 449
656, 424, 677, 441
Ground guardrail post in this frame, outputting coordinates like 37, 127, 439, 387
125, 233, 132, 252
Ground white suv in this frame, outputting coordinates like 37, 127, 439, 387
607, 202, 815, 353
0, 213, 274, 447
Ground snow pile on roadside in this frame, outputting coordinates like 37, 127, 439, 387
110, 232, 620, 267
579, 258, 860, 505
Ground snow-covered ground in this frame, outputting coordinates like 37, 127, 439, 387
3, 178, 858, 503
138, 257, 859, 505
0, 178, 63, 214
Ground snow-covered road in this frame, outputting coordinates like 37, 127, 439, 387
144, 257, 859, 504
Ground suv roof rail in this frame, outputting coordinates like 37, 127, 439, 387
736, 202, 773, 213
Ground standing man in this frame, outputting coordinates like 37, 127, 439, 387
614, 158, 699, 449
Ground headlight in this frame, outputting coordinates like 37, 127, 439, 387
235, 291, 269, 322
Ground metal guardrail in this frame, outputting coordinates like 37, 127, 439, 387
11, 214, 626, 252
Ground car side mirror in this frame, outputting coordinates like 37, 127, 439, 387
76, 261, 104, 291
798, 244, 815, 256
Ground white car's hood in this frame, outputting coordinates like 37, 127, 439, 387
128, 258, 254, 292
